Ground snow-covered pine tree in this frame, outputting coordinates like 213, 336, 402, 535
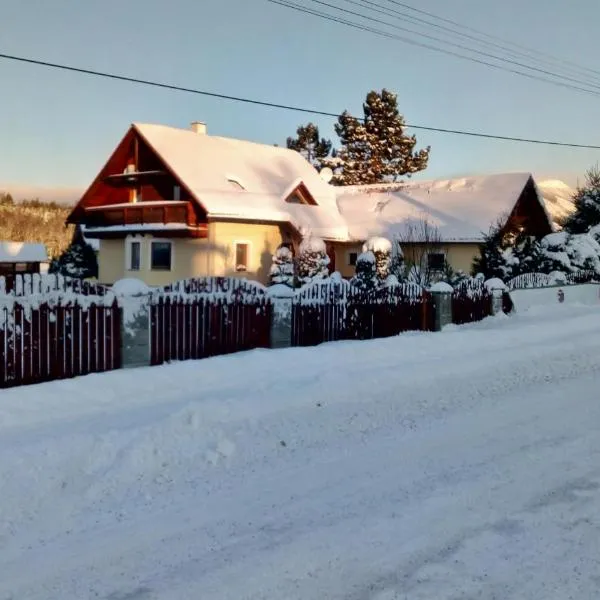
351, 251, 378, 291
296, 237, 330, 285
269, 245, 295, 286
362, 237, 392, 281
327, 89, 430, 185
511, 234, 545, 275
471, 226, 510, 280
50, 237, 98, 279
286, 123, 332, 170
563, 166, 600, 234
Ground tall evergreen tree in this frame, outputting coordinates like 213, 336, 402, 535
327, 89, 430, 185
286, 123, 332, 170
563, 166, 600, 234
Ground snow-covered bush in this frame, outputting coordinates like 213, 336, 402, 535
563, 166, 600, 234
269, 245, 295, 287
540, 232, 600, 275
296, 237, 330, 285
389, 239, 405, 282
362, 237, 392, 281
351, 251, 378, 291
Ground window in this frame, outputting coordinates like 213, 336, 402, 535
151, 241, 172, 271
427, 253, 446, 271
235, 243, 249, 272
348, 252, 358, 266
286, 193, 303, 204
173, 185, 181, 201
14, 263, 28, 272
128, 241, 141, 271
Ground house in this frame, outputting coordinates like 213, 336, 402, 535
68, 122, 347, 286
334, 173, 554, 278
67, 121, 554, 286
0, 241, 49, 288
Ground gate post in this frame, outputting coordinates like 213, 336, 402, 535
484, 278, 508, 315
429, 282, 453, 331
268, 285, 295, 349
113, 279, 152, 368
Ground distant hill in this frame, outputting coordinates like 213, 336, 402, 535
0, 193, 74, 259
536, 179, 575, 229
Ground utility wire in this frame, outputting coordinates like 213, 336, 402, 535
379, 0, 600, 80
300, 0, 600, 92
344, 0, 600, 84
1, 51, 600, 149
267, 0, 600, 98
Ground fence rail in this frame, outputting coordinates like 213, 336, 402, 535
291, 281, 433, 347
452, 280, 493, 325
0, 299, 121, 388
149, 277, 272, 366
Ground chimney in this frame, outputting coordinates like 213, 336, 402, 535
191, 121, 207, 135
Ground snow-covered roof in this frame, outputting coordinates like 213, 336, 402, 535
133, 123, 348, 241
0, 241, 48, 263
336, 173, 538, 242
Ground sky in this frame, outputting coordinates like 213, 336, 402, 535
1, 0, 600, 200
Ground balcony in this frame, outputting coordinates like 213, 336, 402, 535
82, 201, 208, 238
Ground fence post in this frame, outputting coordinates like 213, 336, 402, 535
113, 279, 152, 368
267, 285, 295, 349
429, 282, 453, 332
484, 278, 508, 315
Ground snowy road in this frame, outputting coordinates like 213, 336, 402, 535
2, 305, 600, 599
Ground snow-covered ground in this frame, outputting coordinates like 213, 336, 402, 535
2, 305, 600, 599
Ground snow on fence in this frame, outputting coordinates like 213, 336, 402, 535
507, 270, 600, 291
0, 292, 121, 389
291, 279, 433, 347
452, 279, 493, 325
0, 273, 109, 297
149, 277, 272, 366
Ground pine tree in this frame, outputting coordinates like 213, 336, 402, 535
351, 251, 378, 291
362, 237, 392, 281
269, 245, 295, 286
286, 123, 332, 170
327, 89, 430, 185
50, 239, 98, 279
512, 234, 545, 275
563, 166, 600, 234
296, 237, 330, 285
0, 192, 14, 206
471, 227, 510, 280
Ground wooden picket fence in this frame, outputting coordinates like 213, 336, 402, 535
291, 280, 433, 347
0, 299, 121, 388
0, 273, 109, 296
452, 280, 493, 325
149, 277, 271, 365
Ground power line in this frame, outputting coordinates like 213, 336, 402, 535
266, 0, 600, 98
1, 51, 599, 149
379, 0, 600, 80
344, 0, 600, 84
298, 0, 600, 93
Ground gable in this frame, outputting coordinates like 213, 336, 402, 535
67, 126, 206, 225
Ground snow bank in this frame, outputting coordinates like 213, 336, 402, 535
2, 307, 600, 599
267, 283, 295, 297
511, 283, 600, 312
